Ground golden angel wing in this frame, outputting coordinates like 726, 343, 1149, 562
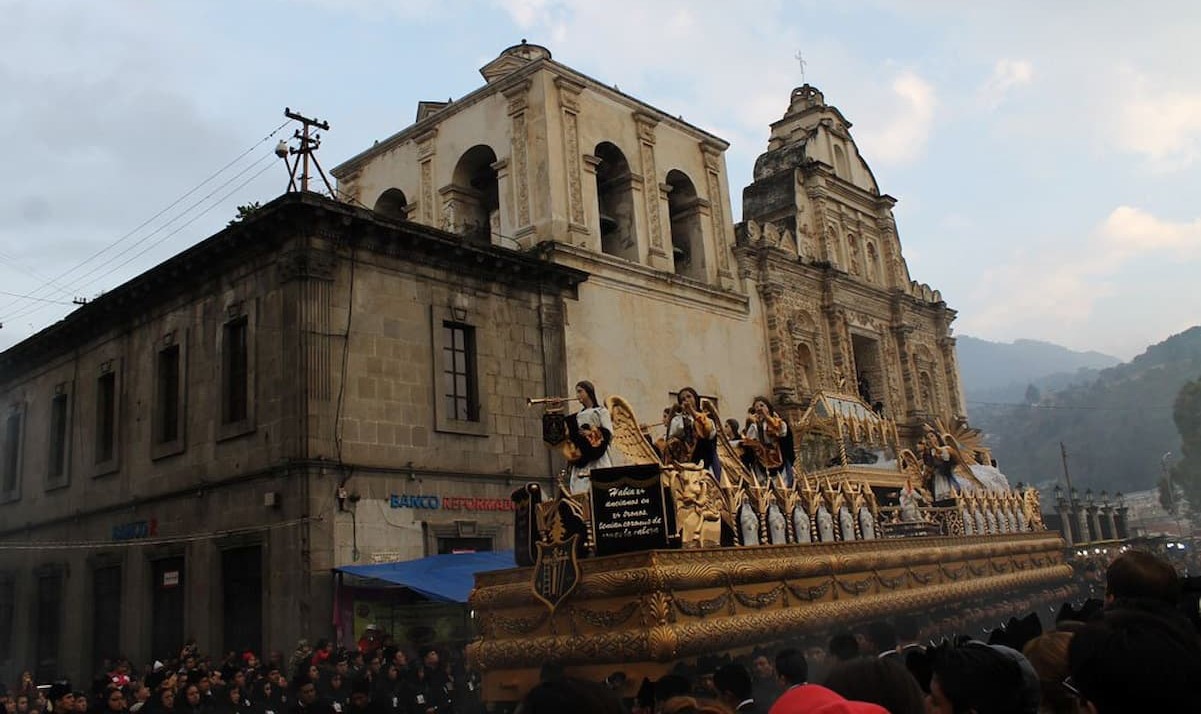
604, 395, 662, 466
701, 398, 754, 487
941, 432, 986, 488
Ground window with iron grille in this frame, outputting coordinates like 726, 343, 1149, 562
441, 322, 479, 422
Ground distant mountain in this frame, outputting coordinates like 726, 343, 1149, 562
968, 327, 1201, 495
957, 336, 1121, 400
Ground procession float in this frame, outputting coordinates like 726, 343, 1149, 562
465, 390, 1072, 702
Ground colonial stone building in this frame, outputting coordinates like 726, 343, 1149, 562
0, 193, 583, 684
0, 43, 968, 686
736, 84, 965, 432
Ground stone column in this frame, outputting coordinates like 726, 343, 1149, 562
1088, 506, 1102, 543
581, 154, 603, 251
555, 77, 589, 243
502, 80, 533, 243
634, 111, 670, 271
759, 282, 794, 404
700, 141, 735, 290
1075, 501, 1089, 544
416, 129, 438, 225
1055, 501, 1074, 545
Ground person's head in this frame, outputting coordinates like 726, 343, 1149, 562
348, 678, 371, 710
774, 648, 808, 687
654, 675, 693, 707
1068, 607, 1201, 713
421, 647, 439, 669
231, 671, 246, 691
49, 683, 74, 713
182, 685, 199, 710
1022, 632, 1074, 714
72, 693, 87, 713
296, 680, 317, 706
821, 656, 926, 714
518, 678, 625, 714
677, 387, 699, 411
751, 396, 774, 418
333, 659, 349, 677
306, 664, 318, 682
328, 673, 342, 691
724, 419, 741, 440
927, 643, 1024, 714
1104, 550, 1179, 606
828, 633, 861, 662
894, 615, 920, 645
157, 688, 175, 710
711, 664, 751, 708
575, 381, 598, 409
104, 691, 125, 712
750, 652, 774, 681
662, 408, 673, 427
864, 621, 898, 653
384, 664, 398, 682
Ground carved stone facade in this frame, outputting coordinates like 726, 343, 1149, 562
739, 85, 967, 438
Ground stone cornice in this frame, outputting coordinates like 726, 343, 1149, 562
0, 193, 588, 382
333, 56, 729, 177
535, 242, 749, 318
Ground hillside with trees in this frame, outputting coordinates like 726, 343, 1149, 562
964, 327, 1201, 495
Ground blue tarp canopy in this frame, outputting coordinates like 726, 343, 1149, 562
335, 550, 516, 603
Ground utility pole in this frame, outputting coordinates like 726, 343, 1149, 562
1162, 451, 1184, 537
1059, 442, 1075, 496
279, 108, 335, 195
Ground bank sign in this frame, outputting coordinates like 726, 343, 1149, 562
389, 494, 515, 512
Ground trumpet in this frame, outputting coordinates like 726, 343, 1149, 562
526, 396, 581, 406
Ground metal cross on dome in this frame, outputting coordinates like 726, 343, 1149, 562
795, 50, 807, 84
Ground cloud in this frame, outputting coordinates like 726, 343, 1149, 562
855, 70, 937, 165
958, 205, 1201, 353
1108, 67, 1201, 170
977, 58, 1033, 109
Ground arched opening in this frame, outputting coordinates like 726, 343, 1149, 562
665, 169, 705, 281
832, 143, 849, 179
865, 242, 880, 284
374, 188, 408, 220
594, 142, 637, 261
918, 371, 935, 413
846, 234, 862, 276
446, 145, 500, 243
794, 343, 815, 393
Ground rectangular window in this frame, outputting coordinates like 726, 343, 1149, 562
156, 345, 180, 444
2, 411, 21, 498
47, 392, 69, 485
0, 575, 13, 660
222, 317, 248, 425
95, 371, 117, 466
442, 322, 479, 422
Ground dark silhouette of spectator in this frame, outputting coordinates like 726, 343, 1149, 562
926, 643, 1024, 714
827, 634, 860, 662
517, 678, 625, 714
712, 663, 757, 713
1021, 632, 1074, 714
862, 621, 897, 655
820, 656, 925, 714
1068, 608, 1201, 712
1104, 550, 1180, 608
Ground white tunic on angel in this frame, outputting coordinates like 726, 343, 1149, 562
739, 503, 761, 545
839, 507, 856, 541
767, 504, 787, 544
793, 508, 812, 544
568, 405, 615, 494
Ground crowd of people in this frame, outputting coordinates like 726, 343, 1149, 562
2, 549, 1196, 714
0, 641, 484, 714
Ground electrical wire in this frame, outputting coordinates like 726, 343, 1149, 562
0, 515, 321, 551
1, 153, 279, 325
0, 120, 291, 315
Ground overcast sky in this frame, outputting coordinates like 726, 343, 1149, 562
2, 0, 1198, 360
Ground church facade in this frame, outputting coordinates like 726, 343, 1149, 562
333, 42, 965, 432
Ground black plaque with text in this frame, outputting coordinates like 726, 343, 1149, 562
589, 464, 677, 556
